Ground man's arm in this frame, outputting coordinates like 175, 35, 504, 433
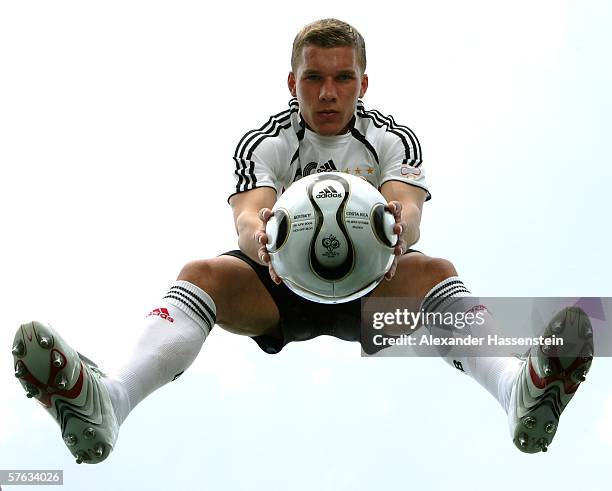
380, 180, 427, 278
229, 186, 277, 264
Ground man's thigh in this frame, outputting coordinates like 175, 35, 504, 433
369, 252, 457, 301
177, 255, 281, 338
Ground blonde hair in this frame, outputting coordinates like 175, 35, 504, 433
291, 18, 366, 74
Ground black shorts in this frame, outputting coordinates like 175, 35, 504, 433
221, 249, 420, 354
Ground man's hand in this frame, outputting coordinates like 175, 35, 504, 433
254, 207, 282, 284
379, 181, 426, 282
384, 200, 408, 281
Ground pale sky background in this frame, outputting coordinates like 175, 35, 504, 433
1, 0, 611, 490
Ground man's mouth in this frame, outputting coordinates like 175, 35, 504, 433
316, 110, 340, 120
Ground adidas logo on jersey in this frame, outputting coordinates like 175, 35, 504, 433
315, 185, 343, 199
292, 160, 338, 183
147, 307, 175, 323
303, 159, 337, 176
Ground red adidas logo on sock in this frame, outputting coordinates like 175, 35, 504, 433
147, 307, 175, 323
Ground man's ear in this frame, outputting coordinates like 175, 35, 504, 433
359, 73, 369, 98
288, 72, 297, 97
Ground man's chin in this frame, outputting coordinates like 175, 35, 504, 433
312, 123, 349, 136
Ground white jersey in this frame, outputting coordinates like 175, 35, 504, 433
229, 98, 430, 201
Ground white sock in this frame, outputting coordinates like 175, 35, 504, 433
420, 277, 522, 413
103, 281, 215, 425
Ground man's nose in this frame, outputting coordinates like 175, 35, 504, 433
319, 78, 338, 102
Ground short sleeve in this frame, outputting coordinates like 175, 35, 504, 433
379, 131, 431, 201
228, 137, 285, 202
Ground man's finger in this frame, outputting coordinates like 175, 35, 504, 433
257, 232, 268, 245
258, 246, 270, 263
270, 265, 281, 284
386, 201, 402, 218
259, 208, 272, 222
394, 238, 406, 256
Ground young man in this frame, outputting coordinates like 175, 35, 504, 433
12, 18, 593, 464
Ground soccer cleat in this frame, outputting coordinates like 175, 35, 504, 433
11, 321, 119, 464
508, 307, 594, 453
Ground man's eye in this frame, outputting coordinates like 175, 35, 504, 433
337, 74, 353, 81
306, 75, 321, 80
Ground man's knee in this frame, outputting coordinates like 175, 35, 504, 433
422, 257, 457, 286
177, 259, 217, 291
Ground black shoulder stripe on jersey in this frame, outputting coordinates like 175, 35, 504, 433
233, 106, 298, 192
350, 127, 379, 164
233, 156, 255, 193
233, 99, 298, 162
358, 110, 412, 165
233, 118, 294, 193
234, 108, 293, 161
357, 109, 418, 167
233, 109, 291, 192
370, 109, 422, 164
245, 117, 294, 161
234, 100, 297, 158
357, 107, 422, 167
233, 156, 260, 193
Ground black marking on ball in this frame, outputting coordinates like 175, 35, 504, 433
307, 174, 354, 281
371, 203, 395, 247
272, 209, 290, 252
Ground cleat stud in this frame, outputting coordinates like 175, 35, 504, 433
93, 444, 104, 457
56, 373, 68, 390
25, 384, 39, 398
577, 370, 587, 382
537, 438, 549, 452
39, 336, 53, 349
12, 340, 26, 357
83, 428, 96, 440
522, 416, 537, 429
543, 363, 552, 376
518, 433, 528, 448
545, 422, 556, 434
52, 351, 64, 368
64, 434, 78, 447
14, 361, 27, 378
75, 450, 90, 464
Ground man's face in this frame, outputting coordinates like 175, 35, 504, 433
288, 45, 368, 136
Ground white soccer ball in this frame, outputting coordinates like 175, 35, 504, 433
265, 172, 397, 304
